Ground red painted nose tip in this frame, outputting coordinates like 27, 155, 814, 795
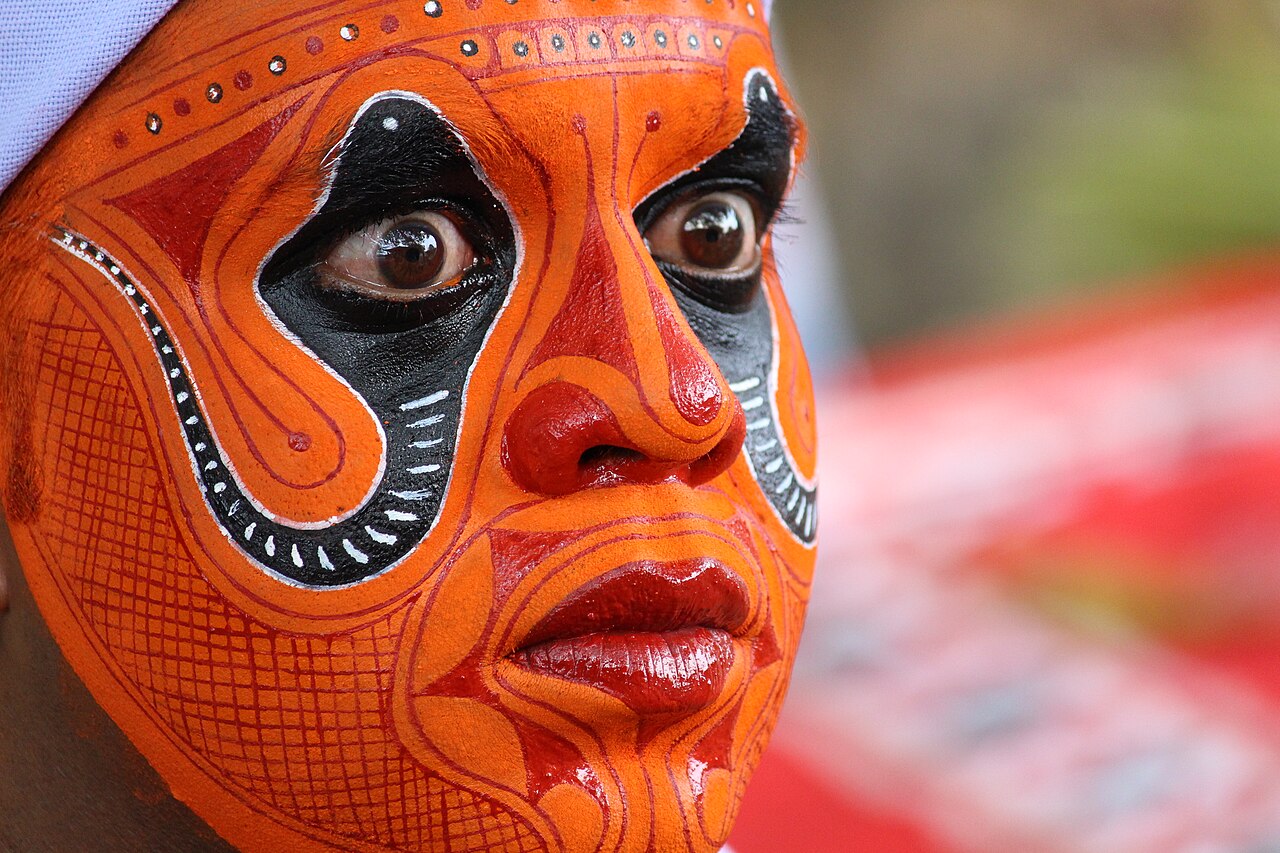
502, 382, 745, 496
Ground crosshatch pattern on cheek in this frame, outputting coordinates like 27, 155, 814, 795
28, 291, 543, 851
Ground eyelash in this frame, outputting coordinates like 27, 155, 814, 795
638, 179, 775, 235
311, 203, 492, 283
770, 199, 801, 229
323, 199, 482, 251
286, 174, 779, 329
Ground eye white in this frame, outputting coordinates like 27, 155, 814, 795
644, 190, 761, 274
320, 211, 477, 301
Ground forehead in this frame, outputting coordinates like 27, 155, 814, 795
153, 0, 772, 70
50, 0, 795, 237
89, 0, 783, 166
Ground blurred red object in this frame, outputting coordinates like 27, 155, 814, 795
731, 259, 1280, 852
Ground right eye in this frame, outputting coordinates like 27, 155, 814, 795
319, 211, 478, 301
643, 190, 762, 276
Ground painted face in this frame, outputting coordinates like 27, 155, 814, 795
0, 0, 816, 850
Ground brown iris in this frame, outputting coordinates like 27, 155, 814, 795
376, 221, 446, 289
680, 201, 745, 270
321, 210, 477, 301
643, 190, 760, 277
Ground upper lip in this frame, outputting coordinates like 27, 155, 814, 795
512, 558, 751, 651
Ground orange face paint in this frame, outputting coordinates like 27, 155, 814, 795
0, 1, 816, 850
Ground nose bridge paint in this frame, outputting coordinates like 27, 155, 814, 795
496, 75, 743, 452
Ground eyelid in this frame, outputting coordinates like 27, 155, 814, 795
317, 210, 478, 301
643, 189, 762, 279
642, 185, 766, 247
324, 198, 481, 247
635, 177, 774, 236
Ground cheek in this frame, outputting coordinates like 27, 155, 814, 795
17, 286, 551, 849
764, 271, 817, 480
664, 270, 818, 546
388, 514, 807, 852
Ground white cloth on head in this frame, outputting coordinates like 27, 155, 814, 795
0, 0, 179, 196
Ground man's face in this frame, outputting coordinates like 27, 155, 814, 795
0, 0, 816, 850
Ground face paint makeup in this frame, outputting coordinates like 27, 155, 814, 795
0, 1, 817, 851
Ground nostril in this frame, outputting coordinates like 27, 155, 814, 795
504, 382, 745, 495
578, 445, 648, 486
687, 406, 748, 487
576, 441, 709, 489
578, 445, 646, 470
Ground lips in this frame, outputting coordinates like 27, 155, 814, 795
507, 558, 750, 715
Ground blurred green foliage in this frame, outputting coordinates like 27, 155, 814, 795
997, 16, 1280, 306
776, 2, 1280, 344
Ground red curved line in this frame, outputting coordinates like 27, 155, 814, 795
31, 272, 430, 848
52, 248, 447, 620
122, 0, 483, 108
610, 76, 742, 447
76, 210, 347, 492
401, 612, 551, 840
492, 522, 757, 654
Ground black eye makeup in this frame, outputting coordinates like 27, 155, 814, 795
261, 96, 516, 331
639, 73, 816, 545
635, 73, 795, 314
240, 95, 518, 586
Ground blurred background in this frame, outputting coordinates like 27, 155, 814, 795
776, 0, 1280, 351
730, 3, 1280, 851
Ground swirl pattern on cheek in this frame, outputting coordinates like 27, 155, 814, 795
4, 2, 816, 850
54, 95, 516, 588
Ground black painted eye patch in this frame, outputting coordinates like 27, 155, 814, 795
635, 73, 796, 236
648, 73, 816, 545
227, 95, 519, 586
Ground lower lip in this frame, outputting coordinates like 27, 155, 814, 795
509, 627, 735, 716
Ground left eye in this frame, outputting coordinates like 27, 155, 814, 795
320, 211, 477, 300
644, 190, 761, 275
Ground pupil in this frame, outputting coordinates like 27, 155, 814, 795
680, 202, 744, 269
376, 221, 445, 289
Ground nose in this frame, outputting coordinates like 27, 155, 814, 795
503, 381, 746, 496
501, 148, 745, 496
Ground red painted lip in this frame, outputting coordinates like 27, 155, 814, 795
508, 559, 750, 714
